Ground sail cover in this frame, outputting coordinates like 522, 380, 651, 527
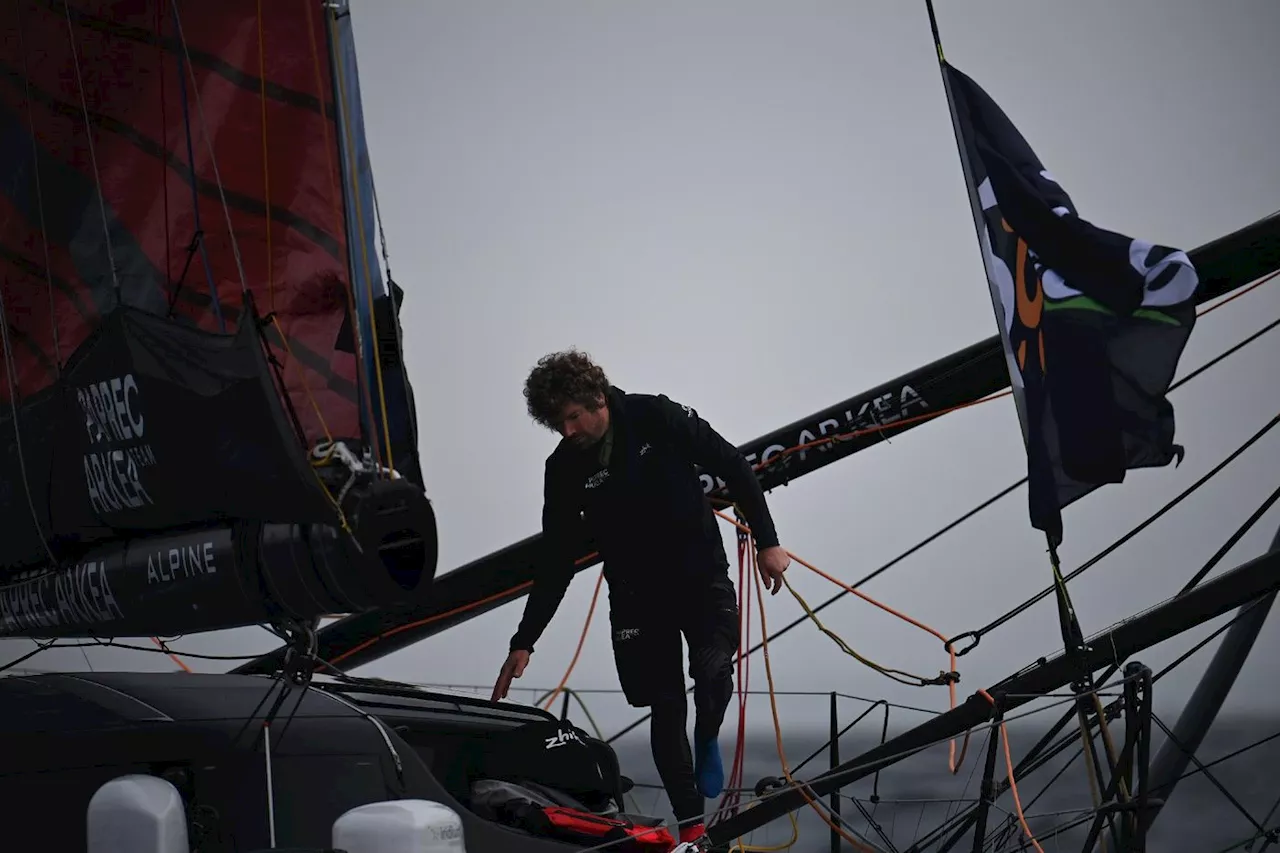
0, 1, 413, 573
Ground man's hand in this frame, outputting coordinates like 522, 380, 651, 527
757, 545, 791, 595
491, 649, 531, 702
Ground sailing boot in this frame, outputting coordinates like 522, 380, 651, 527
693, 733, 724, 799
677, 821, 710, 849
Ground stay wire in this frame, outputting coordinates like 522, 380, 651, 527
960, 409, 1280, 647
916, 476, 1280, 851
1149, 712, 1266, 837
987, 722, 1280, 853
622, 676, 1145, 853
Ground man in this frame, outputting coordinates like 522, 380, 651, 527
491, 349, 791, 844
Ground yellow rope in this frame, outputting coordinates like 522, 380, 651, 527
784, 577, 942, 688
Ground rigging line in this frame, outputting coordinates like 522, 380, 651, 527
583, 684, 1142, 853
714, 509, 969, 775
15, 1, 60, 367
783, 575, 942, 687
858, 680, 1149, 852
960, 410, 1280, 647
149, 637, 193, 673
1198, 269, 1279, 318
366, 148, 414, 432
169, 0, 249, 296
1179, 481, 1280, 594
256, 0, 274, 311
790, 701, 890, 778
304, 0, 344, 246
600, 307, 1277, 747
60, 1, 119, 301
603, 480, 1020, 747
366, 154, 421, 464
1153, 713, 1266, 837
157, 1, 171, 308
918, 324, 1280, 846
169, 5, 223, 330
747, 540, 883, 853
1171, 727, 1280, 790
975, 689, 1045, 853
1173, 313, 1280, 393
0, 287, 56, 566
326, 8, 394, 475
1152, 596, 1271, 684
1249, 792, 1280, 853
920, 495, 1280, 850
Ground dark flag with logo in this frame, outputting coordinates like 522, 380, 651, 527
939, 62, 1200, 547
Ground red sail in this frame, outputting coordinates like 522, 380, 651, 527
0, 0, 361, 445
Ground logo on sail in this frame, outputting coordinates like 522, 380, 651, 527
76, 373, 157, 516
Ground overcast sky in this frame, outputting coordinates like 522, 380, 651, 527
13, 0, 1280, 739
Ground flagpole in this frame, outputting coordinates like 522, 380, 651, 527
920, 2, 1034, 463
920, 3, 1130, 847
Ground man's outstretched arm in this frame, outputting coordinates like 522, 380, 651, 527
508, 460, 582, 653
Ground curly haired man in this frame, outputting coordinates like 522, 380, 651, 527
491, 349, 791, 844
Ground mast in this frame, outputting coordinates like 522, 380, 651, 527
326, 0, 423, 486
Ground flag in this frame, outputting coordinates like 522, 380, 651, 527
940, 62, 1200, 547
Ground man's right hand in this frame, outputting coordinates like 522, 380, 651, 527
491, 649, 531, 702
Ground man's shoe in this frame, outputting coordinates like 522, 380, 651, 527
678, 821, 707, 845
693, 735, 724, 799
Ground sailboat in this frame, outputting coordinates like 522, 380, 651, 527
1, 1, 1278, 852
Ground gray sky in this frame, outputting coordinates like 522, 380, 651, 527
13, 0, 1280, 737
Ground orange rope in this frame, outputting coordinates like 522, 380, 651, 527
713, 509, 970, 775
540, 570, 604, 711
329, 579, 533, 665
1196, 269, 1277, 318
977, 687, 1045, 852
150, 636, 193, 672
749, 538, 880, 852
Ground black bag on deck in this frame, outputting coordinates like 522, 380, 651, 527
473, 719, 625, 809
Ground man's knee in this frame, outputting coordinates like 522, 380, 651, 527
688, 641, 733, 686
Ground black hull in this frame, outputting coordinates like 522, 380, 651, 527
0, 477, 438, 641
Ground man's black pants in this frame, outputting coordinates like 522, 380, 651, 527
608, 573, 739, 826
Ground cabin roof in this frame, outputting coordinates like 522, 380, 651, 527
0, 670, 558, 734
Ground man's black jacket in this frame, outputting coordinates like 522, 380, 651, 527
509, 386, 779, 653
